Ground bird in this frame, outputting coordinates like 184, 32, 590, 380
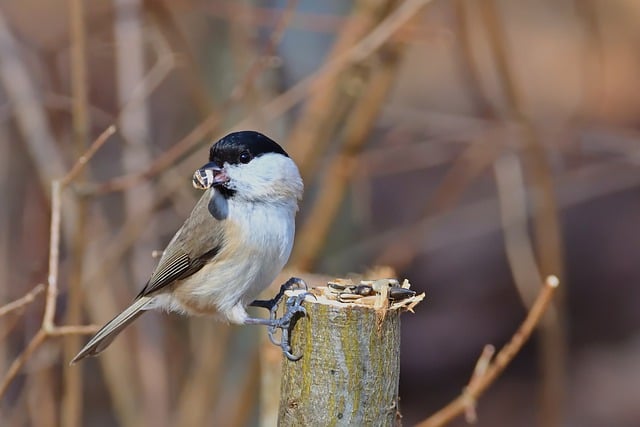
72, 130, 307, 364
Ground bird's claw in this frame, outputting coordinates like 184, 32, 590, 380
248, 277, 310, 360
267, 292, 311, 360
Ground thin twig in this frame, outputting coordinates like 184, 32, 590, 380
416, 276, 560, 427
494, 153, 543, 306
287, 0, 394, 182
89, 0, 299, 195
468, 344, 495, 389
48, 325, 101, 336
0, 127, 116, 400
0, 284, 45, 318
0, 322, 103, 400
464, 344, 495, 423
479, 2, 567, 424
261, 0, 435, 122
206, 2, 440, 43
0, 330, 47, 398
291, 20, 405, 269
43, 180, 62, 332
64, 0, 91, 424
62, 125, 117, 186
47, 124, 115, 331
89, 0, 434, 196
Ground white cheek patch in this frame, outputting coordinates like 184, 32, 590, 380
223, 154, 303, 201
192, 168, 215, 190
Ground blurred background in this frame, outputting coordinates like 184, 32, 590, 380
1, 0, 640, 426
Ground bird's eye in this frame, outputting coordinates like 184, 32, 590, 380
239, 151, 252, 164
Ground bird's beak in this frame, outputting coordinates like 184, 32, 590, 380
192, 162, 229, 190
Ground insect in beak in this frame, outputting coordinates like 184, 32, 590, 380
192, 162, 229, 190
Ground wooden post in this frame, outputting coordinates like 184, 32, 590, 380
278, 284, 422, 426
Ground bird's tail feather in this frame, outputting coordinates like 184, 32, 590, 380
70, 296, 152, 364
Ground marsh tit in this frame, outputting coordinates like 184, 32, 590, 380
72, 131, 308, 363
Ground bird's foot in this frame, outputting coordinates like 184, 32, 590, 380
245, 292, 311, 360
246, 278, 311, 361
267, 293, 310, 361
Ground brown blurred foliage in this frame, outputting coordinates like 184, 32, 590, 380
1, 0, 640, 426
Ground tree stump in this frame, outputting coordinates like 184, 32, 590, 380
278, 280, 423, 426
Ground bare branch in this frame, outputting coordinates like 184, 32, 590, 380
0, 330, 47, 398
48, 325, 101, 337
464, 344, 495, 423
262, 0, 435, 122
89, 0, 435, 196
43, 180, 62, 332
478, 2, 568, 423
88, 0, 299, 195
0, 126, 116, 400
62, 125, 117, 186
0, 284, 45, 318
416, 276, 560, 427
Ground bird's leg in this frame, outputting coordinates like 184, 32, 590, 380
245, 277, 309, 360
244, 292, 310, 361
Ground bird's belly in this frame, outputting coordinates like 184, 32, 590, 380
163, 233, 291, 320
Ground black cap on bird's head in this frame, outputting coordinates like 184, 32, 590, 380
210, 131, 289, 166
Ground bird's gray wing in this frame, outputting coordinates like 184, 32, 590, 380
136, 188, 225, 298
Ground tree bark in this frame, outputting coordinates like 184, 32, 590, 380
279, 297, 402, 426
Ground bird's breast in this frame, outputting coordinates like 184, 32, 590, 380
169, 201, 296, 318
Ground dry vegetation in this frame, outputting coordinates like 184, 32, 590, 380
1, 0, 640, 426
